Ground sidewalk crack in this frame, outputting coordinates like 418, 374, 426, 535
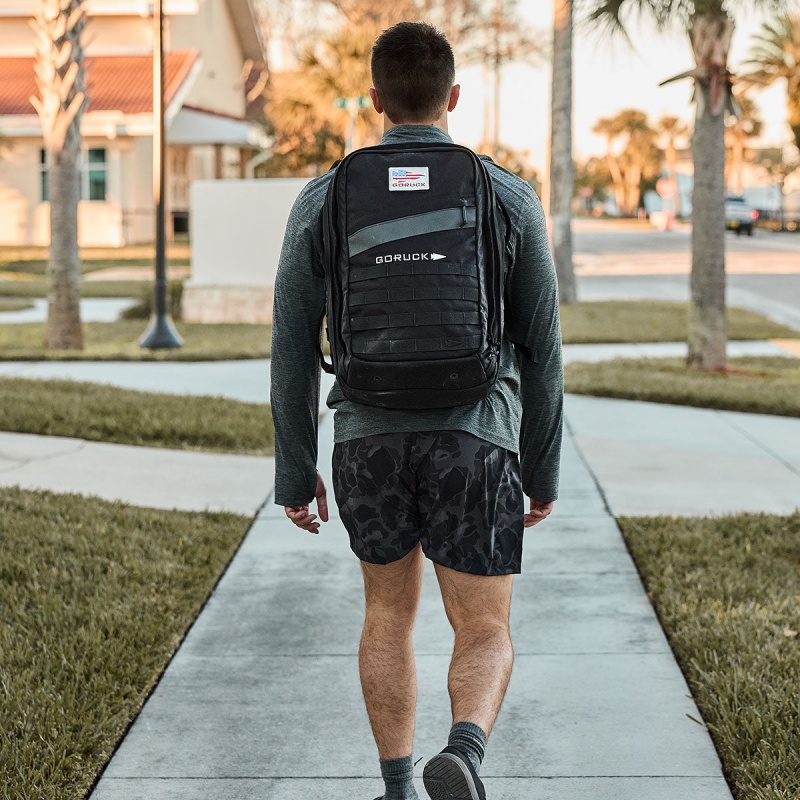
715, 412, 800, 480
563, 414, 614, 518
0, 439, 87, 473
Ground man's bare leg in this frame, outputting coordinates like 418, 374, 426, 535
359, 543, 425, 759
434, 565, 514, 735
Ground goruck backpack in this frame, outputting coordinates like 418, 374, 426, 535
319, 142, 505, 410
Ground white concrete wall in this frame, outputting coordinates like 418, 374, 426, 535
188, 178, 310, 288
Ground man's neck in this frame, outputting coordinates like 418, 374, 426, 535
383, 116, 448, 134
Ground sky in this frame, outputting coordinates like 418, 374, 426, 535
447, 1, 791, 170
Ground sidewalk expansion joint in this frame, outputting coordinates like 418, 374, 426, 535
715, 411, 800, 480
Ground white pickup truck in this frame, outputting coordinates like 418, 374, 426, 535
725, 196, 758, 236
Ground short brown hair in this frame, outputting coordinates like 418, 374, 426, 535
371, 22, 455, 123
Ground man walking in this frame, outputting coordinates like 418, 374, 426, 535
270, 21, 562, 800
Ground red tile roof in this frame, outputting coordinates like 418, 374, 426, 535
0, 50, 200, 116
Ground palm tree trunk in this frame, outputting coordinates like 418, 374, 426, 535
687, 12, 731, 370
688, 82, 727, 369
548, 0, 577, 304
46, 144, 83, 349
31, 0, 87, 351
605, 148, 626, 215
667, 145, 682, 217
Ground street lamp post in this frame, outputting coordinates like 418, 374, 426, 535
140, 0, 183, 349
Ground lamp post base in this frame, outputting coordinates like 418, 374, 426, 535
139, 314, 184, 349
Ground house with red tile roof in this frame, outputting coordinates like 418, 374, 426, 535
0, 0, 268, 246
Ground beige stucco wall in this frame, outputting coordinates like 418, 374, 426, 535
169, 0, 246, 117
0, 137, 158, 246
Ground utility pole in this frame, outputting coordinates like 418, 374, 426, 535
140, 0, 183, 349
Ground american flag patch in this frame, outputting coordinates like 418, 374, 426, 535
389, 166, 430, 191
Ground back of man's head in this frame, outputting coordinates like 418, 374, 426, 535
371, 22, 455, 124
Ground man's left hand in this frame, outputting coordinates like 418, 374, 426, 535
524, 498, 554, 528
285, 472, 329, 534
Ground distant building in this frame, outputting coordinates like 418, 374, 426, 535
0, 0, 268, 246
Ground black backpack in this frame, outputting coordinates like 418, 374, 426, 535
320, 142, 505, 410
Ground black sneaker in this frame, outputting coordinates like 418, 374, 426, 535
422, 746, 486, 800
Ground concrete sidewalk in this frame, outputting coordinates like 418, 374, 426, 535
0, 430, 273, 514
566, 394, 800, 516
88, 411, 733, 800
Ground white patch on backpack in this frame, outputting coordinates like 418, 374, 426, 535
388, 166, 429, 191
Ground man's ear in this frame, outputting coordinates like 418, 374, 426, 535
447, 84, 460, 113
369, 87, 384, 115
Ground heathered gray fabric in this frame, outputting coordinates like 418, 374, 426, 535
271, 125, 563, 507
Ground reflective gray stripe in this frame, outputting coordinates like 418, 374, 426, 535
348, 206, 477, 257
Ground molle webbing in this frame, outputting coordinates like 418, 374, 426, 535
353, 334, 482, 355
350, 260, 474, 282
350, 286, 480, 307
350, 310, 482, 332
347, 206, 477, 257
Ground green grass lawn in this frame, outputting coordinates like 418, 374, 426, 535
0, 257, 190, 276
0, 320, 270, 360
0, 378, 274, 455
0, 279, 152, 299
0, 298, 34, 312
0, 301, 794, 362
618, 513, 800, 800
559, 301, 799, 343
0, 487, 249, 800
0, 243, 190, 276
565, 356, 800, 417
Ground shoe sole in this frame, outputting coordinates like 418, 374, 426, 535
422, 753, 481, 800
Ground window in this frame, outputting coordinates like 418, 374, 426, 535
39, 147, 108, 202
86, 148, 107, 201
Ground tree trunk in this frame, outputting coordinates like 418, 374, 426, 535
667, 145, 682, 216
46, 144, 83, 350
548, 0, 577, 304
687, 12, 731, 370
688, 96, 726, 369
605, 149, 627, 215
34, 0, 87, 351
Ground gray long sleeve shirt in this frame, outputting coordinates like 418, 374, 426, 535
271, 125, 563, 506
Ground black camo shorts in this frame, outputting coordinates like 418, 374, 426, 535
331, 430, 525, 576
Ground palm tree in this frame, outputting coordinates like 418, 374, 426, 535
656, 114, 689, 216
264, 25, 381, 174
548, 0, 578, 304
593, 109, 659, 216
742, 15, 800, 151
588, 1, 758, 371
30, 0, 87, 351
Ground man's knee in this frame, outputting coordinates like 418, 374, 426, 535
450, 612, 511, 642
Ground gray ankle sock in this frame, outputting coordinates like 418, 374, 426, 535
448, 721, 488, 774
379, 754, 419, 800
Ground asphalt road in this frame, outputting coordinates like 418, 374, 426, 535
573, 220, 800, 330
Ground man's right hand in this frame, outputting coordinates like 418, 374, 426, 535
524, 498, 554, 528
285, 472, 329, 534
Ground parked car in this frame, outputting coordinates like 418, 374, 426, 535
725, 196, 759, 236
